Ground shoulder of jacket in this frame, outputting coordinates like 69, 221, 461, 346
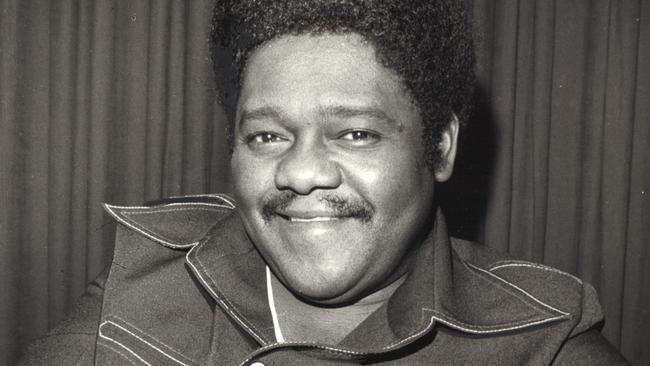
451, 237, 603, 330
103, 193, 236, 249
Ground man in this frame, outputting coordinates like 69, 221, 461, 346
21, 0, 628, 365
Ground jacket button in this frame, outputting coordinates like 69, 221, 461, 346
250, 363, 265, 366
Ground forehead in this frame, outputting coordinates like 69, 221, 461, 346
236, 33, 419, 125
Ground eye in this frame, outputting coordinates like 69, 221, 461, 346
338, 130, 381, 146
244, 131, 290, 153
246, 132, 287, 145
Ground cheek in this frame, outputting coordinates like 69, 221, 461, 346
341, 145, 428, 207
231, 150, 273, 208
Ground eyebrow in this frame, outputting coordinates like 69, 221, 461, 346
238, 106, 287, 127
238, 105, 401, 129
319, 105, 400, 128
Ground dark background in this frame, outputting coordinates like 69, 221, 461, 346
0, 1, 648, 365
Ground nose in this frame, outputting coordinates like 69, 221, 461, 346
274, 139, 342, 194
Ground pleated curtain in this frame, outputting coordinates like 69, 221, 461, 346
0, 1, 230, 364
0, 1, 648, 365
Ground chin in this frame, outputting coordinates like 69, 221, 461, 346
282, 268, 364, 305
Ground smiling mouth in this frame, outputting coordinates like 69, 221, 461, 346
275, 212, 343, 223
287, 216, 340, 223
261, 192, 374, 224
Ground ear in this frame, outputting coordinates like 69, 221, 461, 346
434, 114, 459, 182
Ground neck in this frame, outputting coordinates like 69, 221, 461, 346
269, 270, 406, 344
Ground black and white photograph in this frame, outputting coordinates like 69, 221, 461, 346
0, 1, 648, 365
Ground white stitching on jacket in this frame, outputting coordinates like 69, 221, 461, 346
99, 320, 189, 366
111, 315, 199, 365
125, 207, 231, 215
184, 247, 268, 346
238, 342, 365, 366
377, 317, 437, 351
131, 203, 232, 210
237, 310, 436, 364
122, 207, 232, 247
105, 202, 232, 211
99, 328, 152, 366
168, 193, 236, 208
104, 204, 230, 249
465, 262, 571, 316
421, 308, 566, 334
99, 341, 142, 366
237, 318, 441, 366
489, 261, 584, 285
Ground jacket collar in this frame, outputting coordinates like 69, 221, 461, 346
183, 207, 570, 355
103, 194, 236, 249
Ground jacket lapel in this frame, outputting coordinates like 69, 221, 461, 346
184, 211, 277, 361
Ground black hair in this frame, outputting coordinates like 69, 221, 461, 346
210, 0, 474, 171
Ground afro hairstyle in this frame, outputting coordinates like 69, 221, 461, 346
210, 0, 475, 171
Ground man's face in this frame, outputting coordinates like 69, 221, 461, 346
232, 33, 456, 304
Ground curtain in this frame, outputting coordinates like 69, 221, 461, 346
441, 1, 649, 364
0, 1, 230, 364
0, 1, 647, 365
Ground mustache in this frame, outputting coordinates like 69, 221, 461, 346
261, 191, 374, 223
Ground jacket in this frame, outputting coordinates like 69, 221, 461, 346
19, 194, 629, 365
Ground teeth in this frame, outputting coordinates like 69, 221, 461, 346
289, 217, 337, 222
